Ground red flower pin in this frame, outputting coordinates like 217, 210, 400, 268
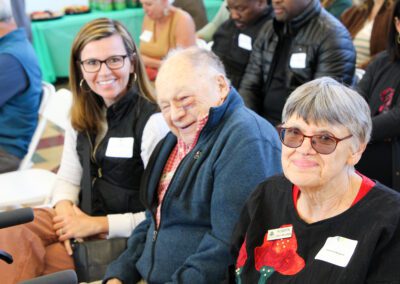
254, 224, 305, 283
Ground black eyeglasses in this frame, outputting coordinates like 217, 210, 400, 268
80, 55, 129, 73
277, 126, 353, 155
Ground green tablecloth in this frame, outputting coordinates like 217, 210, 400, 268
32, 1, 222, 83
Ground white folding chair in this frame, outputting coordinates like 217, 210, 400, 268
18, 81, 55, 170
0, 88, 73, 210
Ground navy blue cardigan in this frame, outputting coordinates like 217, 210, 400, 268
104, 88, 282, 283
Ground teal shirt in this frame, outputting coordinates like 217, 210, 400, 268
325, 0, 352, 19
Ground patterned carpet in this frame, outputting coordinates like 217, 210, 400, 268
32, 121, 64, 173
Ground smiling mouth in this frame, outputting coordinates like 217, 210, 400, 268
180, 122, 195, 130
98, 79, 115, 85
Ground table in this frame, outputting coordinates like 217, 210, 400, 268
32, 1, 223, 83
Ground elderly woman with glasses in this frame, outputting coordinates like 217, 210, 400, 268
229, 77, 400, 284
0, 18, 168, 282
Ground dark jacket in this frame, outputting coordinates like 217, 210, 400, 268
357, 51, 400, 190
212, 7, 274, 89
239, 0, 355, 124
77, 87, 158, 216
104, 88, 282, 284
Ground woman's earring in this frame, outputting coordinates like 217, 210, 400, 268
79, 79, 91, 92
133, 72, 137, 82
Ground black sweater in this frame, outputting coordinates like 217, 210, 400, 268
229, 175, 400, 283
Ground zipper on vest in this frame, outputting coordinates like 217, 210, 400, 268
86, 131, 104, 180
146, 150, 201, 282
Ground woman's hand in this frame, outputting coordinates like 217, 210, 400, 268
54, 200, 76, 255
54, 200, 75, 217
53, 205, 109, 242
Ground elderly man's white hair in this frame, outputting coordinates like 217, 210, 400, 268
162, 46, 229, 80
0, 0, 13, 22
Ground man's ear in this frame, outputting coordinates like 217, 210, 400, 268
348, 143, 367, 166
216, 74, 229, 100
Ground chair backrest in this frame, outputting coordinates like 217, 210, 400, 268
18, 86, 73, 170
18, 82, 55, 170
41, 88, 73, 130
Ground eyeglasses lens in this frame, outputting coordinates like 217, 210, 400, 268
82, 56, 125, 72
280, 128, 337, 154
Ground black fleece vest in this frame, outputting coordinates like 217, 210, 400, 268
76, 88, 158, 216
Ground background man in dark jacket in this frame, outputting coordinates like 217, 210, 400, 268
239, 0, 355, 126
212, 0, 273, 89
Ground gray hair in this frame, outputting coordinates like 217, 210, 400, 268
0, 0, 12, 22
163, 46, 228, 80
282, 77, 372, 146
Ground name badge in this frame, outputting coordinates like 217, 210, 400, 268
315, 236, 358, 267
105, 137, 134, 158
140, 30, 153, 42
290, 53, 307, 69
267, 226, 293, 241
238, 33, 252, 51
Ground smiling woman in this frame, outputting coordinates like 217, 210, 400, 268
230, 77, 400, 284
0, 18, 169, 282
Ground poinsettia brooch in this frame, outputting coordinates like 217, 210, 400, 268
255, 224, 305, 283
235, 225, 305, 283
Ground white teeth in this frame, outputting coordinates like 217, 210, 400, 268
98, 79, 115, 85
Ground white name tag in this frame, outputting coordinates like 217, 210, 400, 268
315, 236, 358, 267
140, 30, 153, 42
238, 33, 252, 51
290, 53, 307, 69
105, 137, 134, 158
267, 226, 293, 241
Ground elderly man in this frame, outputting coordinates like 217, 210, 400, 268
0, 0, 42, 172
104, 47, 282, 283
239, 0, 355, 126
212, 0, 273, 89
